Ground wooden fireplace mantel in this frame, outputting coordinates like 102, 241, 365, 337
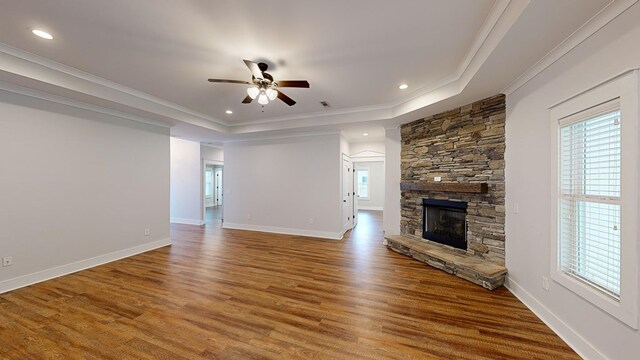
400, 181, 488, 194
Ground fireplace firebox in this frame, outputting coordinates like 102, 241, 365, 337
422, 199, 467, 250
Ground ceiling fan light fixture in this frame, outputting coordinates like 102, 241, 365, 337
266, 88, 278, 101
258, 91, 269, 105
247, 86, 260, 99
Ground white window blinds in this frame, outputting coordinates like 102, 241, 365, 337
559, 102, 621, 299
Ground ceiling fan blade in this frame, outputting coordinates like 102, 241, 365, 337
276, 80, 310, 88
243, 59, 264, 80
277, 91, 296, 106
208, 79, 251, 84
242, 95, 254, 104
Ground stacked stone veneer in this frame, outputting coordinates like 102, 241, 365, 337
400, 94, 506, 265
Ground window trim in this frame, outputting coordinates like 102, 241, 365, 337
550, 70, 638, 329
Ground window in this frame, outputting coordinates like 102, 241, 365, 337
205, 168, 213, 197
550, 71, 638, 328
559, 104, 621, 298
357, 169, 369, 199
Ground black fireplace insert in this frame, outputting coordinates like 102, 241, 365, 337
422, 199, 467, 250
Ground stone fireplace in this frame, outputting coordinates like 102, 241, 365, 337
386, 94, 507, 289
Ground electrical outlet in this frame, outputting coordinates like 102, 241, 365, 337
144, 228, 150, 236
309, 218, 314, 224
247, 213, 252, 220
434, 176, 442, 182
2, 256, 13, 267
542, 276, 549, 292
513, 203, 520, 214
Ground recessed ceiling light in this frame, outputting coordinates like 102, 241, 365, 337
363, 132, 369, 136
398, 84, 409, 90
225, 110, 233, 114
32, 29, 53, 40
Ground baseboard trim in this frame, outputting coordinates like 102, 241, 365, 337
223, 223, 344, 240
0, 238, 171, 294
170, 218, 205, 225
505, 276, 608, 360
358, 206, 383, 211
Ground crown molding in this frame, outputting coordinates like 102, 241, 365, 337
457, 0, 512, 78
200, 143, 224, 149
229, 102, 391, 127
0, 80, 172, 128
503, 0, 638, 96
223, 130, 343, 145
229, 106, 393, 134
0, 43, 230, 132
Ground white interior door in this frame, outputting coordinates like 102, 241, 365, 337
353, 164, 358, 227
342, 155, 353, 231
214, 167, 223, 206
205, 166, 214, 207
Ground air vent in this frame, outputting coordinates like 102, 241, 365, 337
320, 101, 331, 108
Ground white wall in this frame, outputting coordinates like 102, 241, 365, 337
170, 137, 203, 225
223, 134, 343, 239
350, 141, 386, 157
340, 135, 350, 158
384, 128, 401, 235
354, 161, 384, 210
201, 145, 223, 162
505, 4, 640, 360
0, 90, 170, 293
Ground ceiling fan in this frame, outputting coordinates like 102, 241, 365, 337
208, 60, 310, 106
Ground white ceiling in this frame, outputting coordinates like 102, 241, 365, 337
0, 0, 615, 144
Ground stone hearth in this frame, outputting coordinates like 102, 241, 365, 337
385, 235, 506, 290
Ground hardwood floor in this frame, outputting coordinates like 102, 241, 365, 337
205, 205, 223, 224
0, 211, 579, 359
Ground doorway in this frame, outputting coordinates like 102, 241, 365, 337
203, 161, 223, 225
353, 161, 384, 211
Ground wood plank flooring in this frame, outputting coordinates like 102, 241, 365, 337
0, 211, 580, 359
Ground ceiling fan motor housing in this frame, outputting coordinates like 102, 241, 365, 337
253, 72, 274, 85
